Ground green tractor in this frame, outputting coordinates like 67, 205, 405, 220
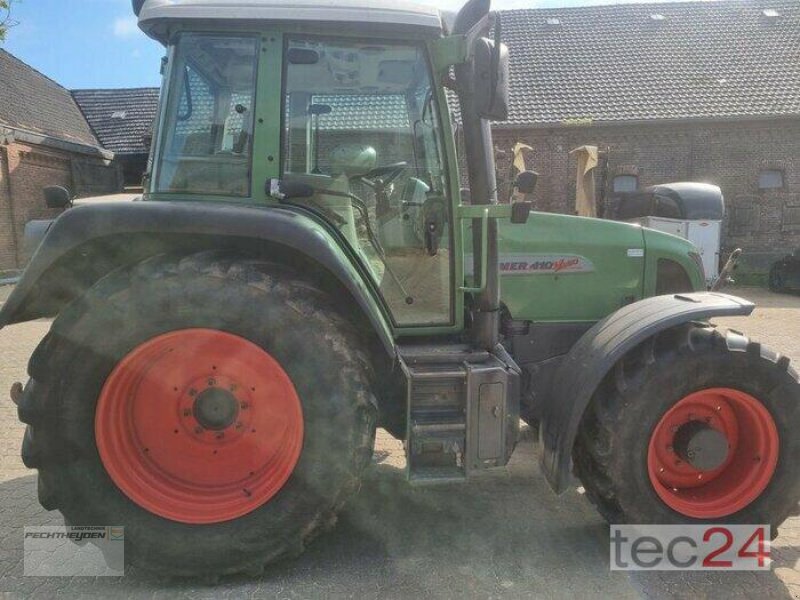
6, 0, 799, 578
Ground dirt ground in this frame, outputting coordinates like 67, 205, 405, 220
0, 286, 798, 599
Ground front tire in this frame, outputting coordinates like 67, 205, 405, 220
574, 324, 800, 532
18, 252, 377, 577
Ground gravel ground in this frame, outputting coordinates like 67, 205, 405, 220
0, 286, 798, 599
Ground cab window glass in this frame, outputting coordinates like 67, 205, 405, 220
283, 38, 452, 326
156, 35, 258, 197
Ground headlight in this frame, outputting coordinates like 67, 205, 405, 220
688, 251, 706, 283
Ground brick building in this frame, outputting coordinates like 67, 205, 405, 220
494, 0, 800, 277
0, 49, 121, 272
72, 88, 160, 188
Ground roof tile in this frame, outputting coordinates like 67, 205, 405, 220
0, 49, 100, 147
498, 0, 800, 126
72, 88, 161, 154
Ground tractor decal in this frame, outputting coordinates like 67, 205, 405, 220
498, 254, 595, 275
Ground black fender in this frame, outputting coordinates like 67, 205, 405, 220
539, 292, 755, 493
0, 200, 395, 356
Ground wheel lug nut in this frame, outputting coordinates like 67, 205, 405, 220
189, 388, 197, 397
235, 422, 243, 430
208, 378, 216, 386
230, 384, 238, 392
183, 409, 191, 417
240, 402, 249, 410
195, 426, 204, 434
216, 432, 225, 440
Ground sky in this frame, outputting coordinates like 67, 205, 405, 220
2, 0, 708, 90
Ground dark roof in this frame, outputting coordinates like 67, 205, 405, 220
500, 0, 800, 127
314, 95, 410, 130
72, 88, 160, 154
0, 49, 100, 147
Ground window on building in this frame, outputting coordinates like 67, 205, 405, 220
613, 174, 638, 193
783, 206, 800, 232
758, 169, 784, 190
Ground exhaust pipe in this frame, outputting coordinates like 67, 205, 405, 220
453, 0, 501, 350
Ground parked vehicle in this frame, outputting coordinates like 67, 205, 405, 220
4, 0, 798, 579
607, 182, 727, 286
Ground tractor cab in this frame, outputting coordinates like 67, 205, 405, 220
142, 1, 470, 329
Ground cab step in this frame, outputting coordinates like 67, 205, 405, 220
398, 345, 520, 485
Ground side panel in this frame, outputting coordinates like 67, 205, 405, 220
493, 212, 646, 322
0, 201, 395, 355
642, 227, 706, 295
539, 292, 755, 493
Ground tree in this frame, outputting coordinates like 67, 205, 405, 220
0, 1, 18, 43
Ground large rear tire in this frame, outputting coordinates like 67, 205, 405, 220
574, 324, 800, 532
18, 252, 377, 577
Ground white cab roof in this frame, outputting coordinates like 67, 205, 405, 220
138, 0, 445, 40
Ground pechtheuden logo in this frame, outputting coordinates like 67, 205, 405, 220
610, 524, 770, 571
24, 526, 125, 576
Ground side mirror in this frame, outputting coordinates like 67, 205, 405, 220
43, 186, 72, 209
514, 170, 538, 195
473, 37, 509, 121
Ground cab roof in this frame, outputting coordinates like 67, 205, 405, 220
138, 0, 445, 42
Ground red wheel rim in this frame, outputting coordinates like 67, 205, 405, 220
95, 329, 304, 524
647, 387, 779, 519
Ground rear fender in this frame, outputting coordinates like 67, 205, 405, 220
539, 292, 755, 493
0, 201, 395, 356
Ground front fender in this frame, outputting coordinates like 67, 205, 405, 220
539, 292, 755, 493
0, 201, 395, 356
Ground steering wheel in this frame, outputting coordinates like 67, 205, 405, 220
359, 162, 408, 187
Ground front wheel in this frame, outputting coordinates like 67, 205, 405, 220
574, 324, 800, 531
18, 252, 377, 577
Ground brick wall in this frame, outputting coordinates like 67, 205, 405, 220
0, 139, 121, 271
491, 118, 800, 274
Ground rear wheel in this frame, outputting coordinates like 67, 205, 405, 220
18, 252, 377, 577
574, 324, 800, 530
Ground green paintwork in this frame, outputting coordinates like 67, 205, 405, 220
429, 34, 468, 72
493, 213, 703, 322
251, 33, 283, 199
642, 226, 707, 293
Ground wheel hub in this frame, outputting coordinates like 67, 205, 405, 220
672, 420, 729, 472
193, 387, 239, 431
